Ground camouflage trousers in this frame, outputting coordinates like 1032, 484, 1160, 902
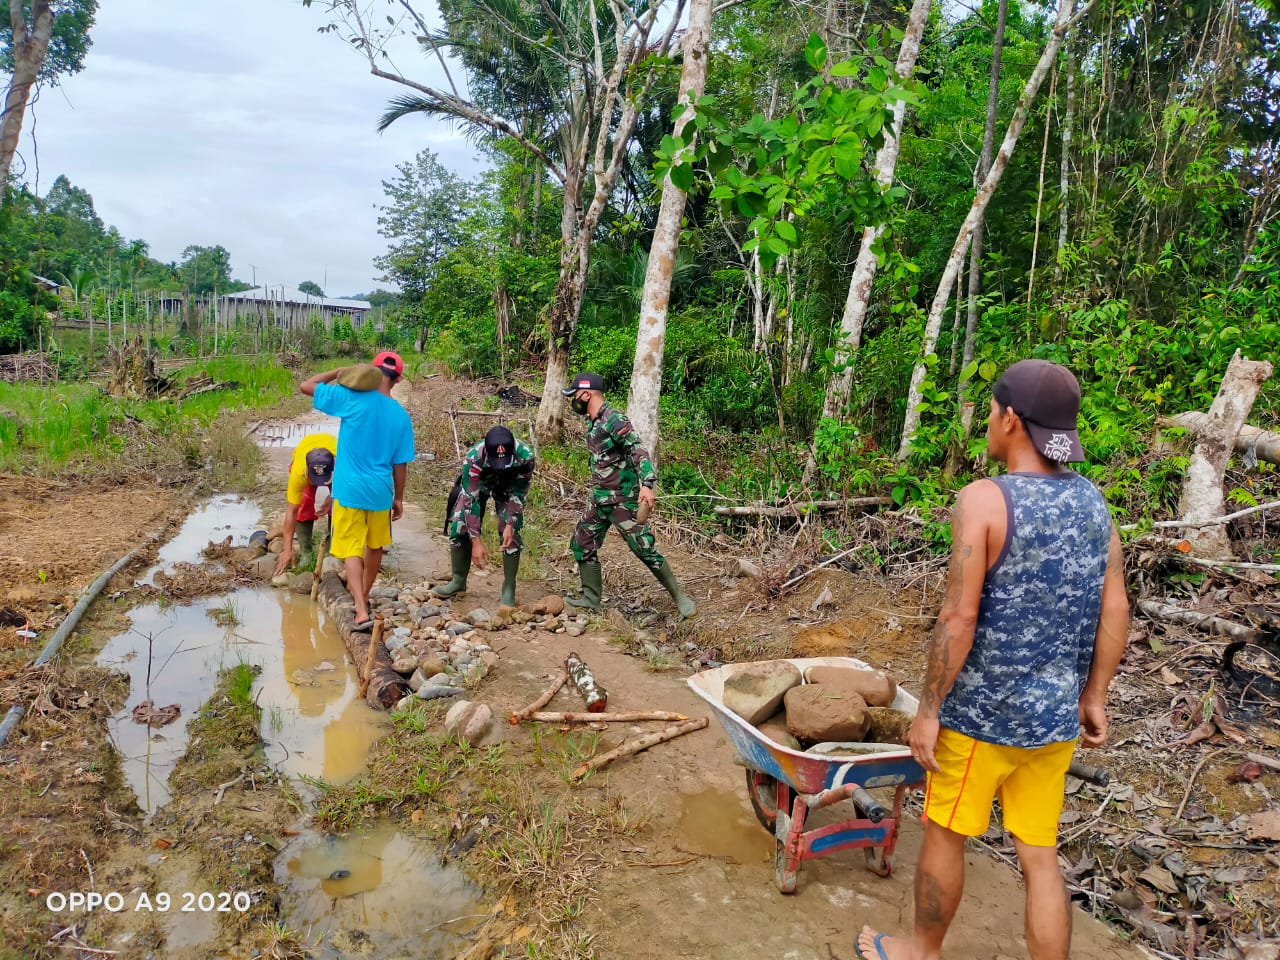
445, 480, 523, 550
570, 499, 665, 572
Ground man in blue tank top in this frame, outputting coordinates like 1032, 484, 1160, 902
857, 360, 1130, 960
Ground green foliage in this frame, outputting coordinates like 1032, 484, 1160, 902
684, 33, 915, 270
0, 0, 97, 81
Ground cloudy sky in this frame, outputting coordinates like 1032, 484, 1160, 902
14, 0, 482, 297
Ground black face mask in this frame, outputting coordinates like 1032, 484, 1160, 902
569, 395, 589, 415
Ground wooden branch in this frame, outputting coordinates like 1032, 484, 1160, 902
1245, 752, 1280, 774
509, 671, 568, 724
1122, 499, 1280, 532
713, 496, 891, 518
1131, 535, 1280, 573
357, 616, 385, 700
310, 519, 328, 601
1162, 413, 1280, 466
779, 545, 862, 592
1137, 600, 1258, 640
571, 717, 708, 780
528, 710, 690, 723
315, 573, 406, 709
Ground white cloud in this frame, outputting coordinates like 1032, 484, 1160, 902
16, 0, 484, 297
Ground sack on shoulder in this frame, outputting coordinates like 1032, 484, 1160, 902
334, 364, 384, 391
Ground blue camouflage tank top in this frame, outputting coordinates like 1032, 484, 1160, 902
939, 471, 1112, 748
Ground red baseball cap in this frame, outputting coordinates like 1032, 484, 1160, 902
372, 350, 404, 377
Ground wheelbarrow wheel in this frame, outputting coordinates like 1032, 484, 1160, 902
864, 846, 892, 878
745, 769, 779, 832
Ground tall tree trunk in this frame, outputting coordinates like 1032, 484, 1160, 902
534, 171, 585, 439
626, 0, 713, 453
1, 0, 54, 185
818, 0, 932, 422
896, 0, 1095, 460
1054, 40, 1075, 283
961, 0, 1008, 377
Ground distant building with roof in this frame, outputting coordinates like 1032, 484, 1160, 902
215, 286, 373, 330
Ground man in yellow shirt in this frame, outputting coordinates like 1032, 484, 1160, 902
274, 433, 338, 576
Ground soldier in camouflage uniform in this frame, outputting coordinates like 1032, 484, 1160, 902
432, 425, 535, 607
560, 372, 696, 618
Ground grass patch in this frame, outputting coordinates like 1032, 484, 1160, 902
0, 356, 303, 476
169, 663, 262, 792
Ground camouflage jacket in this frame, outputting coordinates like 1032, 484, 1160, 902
583, 404, 656, 503
452, 438, 536, 539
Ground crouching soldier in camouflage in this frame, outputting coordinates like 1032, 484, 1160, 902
432, 425, 535, 607
561, 372, 696, 619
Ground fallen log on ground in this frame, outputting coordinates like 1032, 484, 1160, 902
1162, 413, 1280, 466
566, 651, 607, 712
571, 717, 708, 781
714, 496, 891, 518
1137, 599, 1258, 640
316, 572, 407, 709
509, 671, 568, 725
527, 710, 691, 724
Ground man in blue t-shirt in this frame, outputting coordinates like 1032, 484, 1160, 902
300, 351, 415, 631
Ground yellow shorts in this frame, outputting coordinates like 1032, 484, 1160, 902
923, 727, 1076, 847
330, 501, 392, 559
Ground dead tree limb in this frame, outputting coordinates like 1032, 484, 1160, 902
571, 718, 708, 780
528, 710, 691, 724
1122, 499, 1280, 532
1130, 535, 1280, 573
1162, 413, 1280, 466
357, 616, 385, 700
509, 671, 568, 725
713, 497, 891, 518
1175, 351, 1274, 559
1136, 600, 1258, 640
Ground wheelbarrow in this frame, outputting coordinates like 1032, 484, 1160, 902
688, 656, 925, 893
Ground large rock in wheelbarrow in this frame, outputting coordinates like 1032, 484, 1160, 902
784, 684, 871, 742
723, 660, 802, 725
802, 664, 898, 708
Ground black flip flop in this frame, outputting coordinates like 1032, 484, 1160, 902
352, 618, 374, 633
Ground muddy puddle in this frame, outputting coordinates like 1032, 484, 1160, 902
99, 495, 391, 811
675, 787, 773, 864
277, 824, 484, 957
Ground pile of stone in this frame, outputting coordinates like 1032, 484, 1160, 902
723, 660, 912, 755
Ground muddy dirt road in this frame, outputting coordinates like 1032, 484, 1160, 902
0, 385, 1149, 959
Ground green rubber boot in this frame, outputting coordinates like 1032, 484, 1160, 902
564, 561, 602, 612
431, 544, 471, 599
654, 561, 697, 619
296, 520, 315, 554
501, 550, 520, 607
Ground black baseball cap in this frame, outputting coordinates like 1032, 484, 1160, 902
304, 448, 335, 486
484, 425, 517, 469
561, 372, 604, 396
993, 359, 1085, 463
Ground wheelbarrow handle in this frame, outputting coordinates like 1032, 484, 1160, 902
850, 785, 888, 823
1067, 759, 1110, 787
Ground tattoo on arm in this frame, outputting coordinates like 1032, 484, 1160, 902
919, 495, 974, 716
